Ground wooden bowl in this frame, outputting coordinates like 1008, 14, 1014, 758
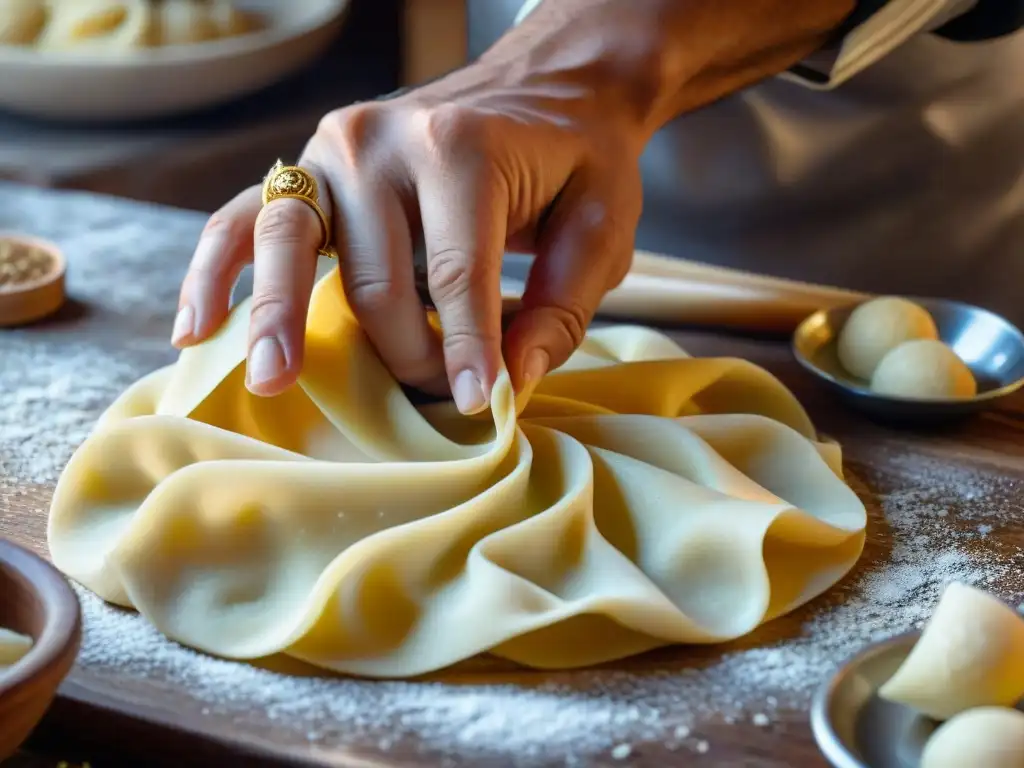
0, 539, 81, 760
0, 231, 67, 327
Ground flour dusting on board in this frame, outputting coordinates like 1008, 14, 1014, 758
3, 185, 1024, 765
62, 455, 1024, 764
0, 184, 190, 483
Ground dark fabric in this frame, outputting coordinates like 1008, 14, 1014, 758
790, 0, 1024, 83
836, 0, 1024, 43
934, 1, 1024, 41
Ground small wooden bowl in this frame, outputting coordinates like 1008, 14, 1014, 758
0, 231, 67, 327
0, 539, 82, 760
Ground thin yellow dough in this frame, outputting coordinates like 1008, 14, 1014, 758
879, 582, 1024, 720
48, 270, 867, 677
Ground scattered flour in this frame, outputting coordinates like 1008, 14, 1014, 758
0, 339, 157, 483
610, 743, 632, 760
2, 184, 1024, 765
51, 446, 1024, 765
0, 184, 191, 483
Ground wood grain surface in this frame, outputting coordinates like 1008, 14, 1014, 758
1, 184, 1023, 767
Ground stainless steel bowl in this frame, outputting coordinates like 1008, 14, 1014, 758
811, 631, 936, 768
793, 298, 1024, 425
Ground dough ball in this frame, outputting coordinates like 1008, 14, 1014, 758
837, 297, 938, 380
879, 582, 1024, 720
870, 339, 977, 400
920, 707, 1024, 768
0, 0, 46, 45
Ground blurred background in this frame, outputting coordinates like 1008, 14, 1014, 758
0, 0, 471, 212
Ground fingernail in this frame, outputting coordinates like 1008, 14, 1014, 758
452, 369, 487, 415
247, 336, 286, 389
523, 348, 549, 384
171, 305, 194, 345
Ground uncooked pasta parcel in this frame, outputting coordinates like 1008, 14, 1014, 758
0, 1, 260, 50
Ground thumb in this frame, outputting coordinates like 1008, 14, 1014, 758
504, 173, 639, 390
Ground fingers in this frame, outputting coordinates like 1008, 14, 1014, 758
417, 160, 507, 415
173, 186, 262, 348
245, 160, 330, 397
335, 176, 447, 394
504, 172, 639, 389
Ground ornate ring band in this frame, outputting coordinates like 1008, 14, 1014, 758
261, 160, 338, 259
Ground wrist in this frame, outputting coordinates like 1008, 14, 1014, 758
479, 0, 671, 138
478, 0, 855, 136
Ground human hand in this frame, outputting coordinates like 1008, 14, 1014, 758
172, 56, 645, 412
173, 0, 853, 414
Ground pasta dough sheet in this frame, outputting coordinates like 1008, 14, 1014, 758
48, 270, 866, 677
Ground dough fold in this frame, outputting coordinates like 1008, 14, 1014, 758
49, 270, 866, 677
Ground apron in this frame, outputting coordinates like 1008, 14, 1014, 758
470, 1, 1024, 326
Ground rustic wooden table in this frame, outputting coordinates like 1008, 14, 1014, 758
1, 182, 1023, 768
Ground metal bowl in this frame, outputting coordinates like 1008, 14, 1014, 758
793, 298, 1024, 425
811, 631, 937, 768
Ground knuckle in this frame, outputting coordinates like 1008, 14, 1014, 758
248, 292, 295, 327
191, 213, 249, 278
256, 201, 315, 247
345, 274, 403, 316
200, 210, 245, 243
426, 247, 482, 305
414, 104, 482, 158
441, 327, 501, 356
391, 354, 446, 389
549, 301, 591, 350
318, 103, 381, 167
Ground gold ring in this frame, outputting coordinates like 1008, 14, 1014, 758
261, 159, 338, 259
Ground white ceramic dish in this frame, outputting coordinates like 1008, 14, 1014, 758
0, 0, 349, 122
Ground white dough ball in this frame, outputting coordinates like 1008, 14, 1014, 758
837, 297, 938, 380
870, 339, 977, 400
0, 0, 46, 45
920, 707, 1024, 768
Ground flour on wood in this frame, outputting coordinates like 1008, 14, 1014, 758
3, 183, 1024, 764
61, 455, 1024, 764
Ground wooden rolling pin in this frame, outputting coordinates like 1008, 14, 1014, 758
500, 250, 868, 334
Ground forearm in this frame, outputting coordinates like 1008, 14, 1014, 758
479, 0, 857, 136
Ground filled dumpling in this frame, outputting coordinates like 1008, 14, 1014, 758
0, 0, 47, 45
10, 0, 259, 51
36, 0, 154, 50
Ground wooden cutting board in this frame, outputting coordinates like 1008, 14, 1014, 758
2, 182, 1024, 767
